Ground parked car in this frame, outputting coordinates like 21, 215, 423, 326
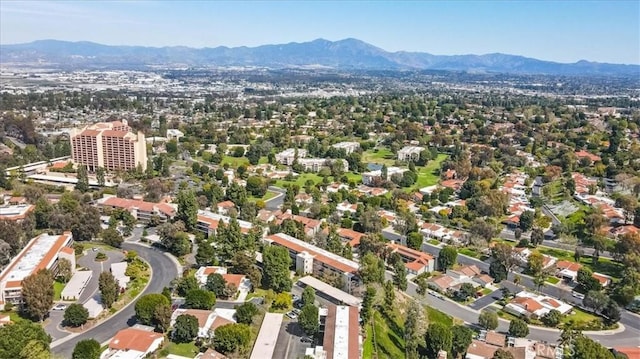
52, 304, 67, 311
286, 311, 298, 320
292, 294, 301, 302
292, 308, 301, 315
301, 337, 314, 343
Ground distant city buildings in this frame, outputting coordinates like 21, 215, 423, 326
70, 120, 147, 172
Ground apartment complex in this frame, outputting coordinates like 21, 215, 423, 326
397, 146, 424, 161
331, 142, 360, 155
362, 166, 407, 185
306, 305, 362, 359
275, 148, 307, 165
0, 232, 74, 308
298, 158, 349, 173
96, 195, 175, 223
264, 233, 360, 293
70, 120, 147, 172
196, 210, 253, 238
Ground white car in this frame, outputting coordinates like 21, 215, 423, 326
52, 304, 67, 311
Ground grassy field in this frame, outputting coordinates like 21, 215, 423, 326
414, 154, 448, 189
371, 310, 406, 359
248, 190, 279, 203
274, 173, 323, 188
363, 148, 396, 165
162, 342, 199, 358
426, 306, 454, 327
546, 277, 560, 284
54, 281, 65, 301
538, 247, 623, 279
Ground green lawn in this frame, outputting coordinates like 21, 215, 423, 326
459, 248, 481, 259
546, 277, 560, 285
363, 148, 396, 165
344, 172, 363, 184
427, 239, 440, 245
274, 173, 323, 188
371, 310, 405, 359
562, 307, 601, 327
164, 341, 199, 357
54, 281, 65, 301
248, 190, 279, 203
481, 288, 493, 295
426, 306, 453, 327
363, 324, 374, 359
414, 154, 448, 189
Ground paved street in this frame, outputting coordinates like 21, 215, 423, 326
416, 243, 640, 346
51, 243, 180, 357
265, 186, 286, 210
44, 247, 124, 341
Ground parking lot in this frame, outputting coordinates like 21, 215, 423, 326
272, 319, 313, 359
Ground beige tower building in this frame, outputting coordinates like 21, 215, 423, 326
70, 120, 147, 172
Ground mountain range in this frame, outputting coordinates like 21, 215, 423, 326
1, 38, 638, 76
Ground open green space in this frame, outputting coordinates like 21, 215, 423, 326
248, 190, 279, 203
363, 324, 374, 359
371, 310, 405, 359
274, 173, 323, 188
538, 248, 622, 279
414, 154, 448, 189
546, 276, 560, 284
425, 305, 454, 327
54, 281, 65, 301
362, 148, 396, 165
163, 341, 199, 358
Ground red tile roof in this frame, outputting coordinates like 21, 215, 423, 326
221, 274, 245, 289
266, 233, 358, 274
109, 328, 163, 352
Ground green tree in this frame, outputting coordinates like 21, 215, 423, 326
519, 211, 535, 232
72, 339, 101, 359
214, 323, 252, 354
406, 232, 423, 250
361, 286, 376, 324
173, 314, 199, 343
56, 258, 72, 283
33, 197, 52, 229
262, 245, 292, 292
392, 260, 408, 291
98, 271, 119, 309
135, 293, 170, 326
602, 301, 621, 325
577, 267, 602, 292
359, 252, 385, 284
64, 303, 89, 327
489, 260, 508, 283
302, 286, 316, 307
176, 190, 198, 231
530, 227, 544, 246
21, 269, 54, 321
572, 335, 615, 359
438, 245, 458, 270
154, 303, 172, 333
19, 340, 50, 359
234, 302, 259, 325
75, 165, 89, 193
299, 304, 320, 335
424, 322, 452, 359
583, 290, 608, 313
0, 321, 51, 359
541, 309, 562, 327
176, 275, 200, 296
492, 349, 515, 359
508, 318, 529, 338
184, 289, 216, 310
272, 292, 292, 310
383, 280, 395, 313
451, 325, 474, 359
246, 176, 267, 197
96, 167, 105, 187
206, 273, 227, 297
101, 227, 123, 248
456, 282, 476, 301
404, 300, 423, 359
195, 240, 215, 266
478, 310, 499, 330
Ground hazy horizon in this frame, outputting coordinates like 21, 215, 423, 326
1, 1, 639, 65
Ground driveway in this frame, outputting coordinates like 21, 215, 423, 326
272, 319, 312, 359
44, 247, 125, 340
51, 243, 180, 357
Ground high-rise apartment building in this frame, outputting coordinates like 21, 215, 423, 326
70, 120, 147, 172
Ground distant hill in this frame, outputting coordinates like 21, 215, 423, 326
1, 38, 638, 76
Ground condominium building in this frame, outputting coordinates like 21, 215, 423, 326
263, 233, 360, 293
0, 232, 74, 308
331, 142, 360, 155
298, 158, 349, 173
275, 148, 307, 166
362, 166, 407, 185
397, 146, 424, 161
306, 305, 362, 359
70, 120, 147, 172
95, 195, 175, 223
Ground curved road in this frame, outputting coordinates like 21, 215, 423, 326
52, 243, 180, 357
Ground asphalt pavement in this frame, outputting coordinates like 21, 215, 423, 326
265, 186, 286, 210
51, 243, 180, 357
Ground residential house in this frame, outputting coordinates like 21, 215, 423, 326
171, 309, 235, 339
512, 248, 556, 270
554, 260, 612, 287
273, 210, 322, 237
101, 327, 164, 359
336, 201, 358, 216
387, 243, 435, 275
216, 201, 236, 215
336, 228, 365, 248
504, 291, 573, 318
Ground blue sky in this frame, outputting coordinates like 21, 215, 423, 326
1, 1, 639, 64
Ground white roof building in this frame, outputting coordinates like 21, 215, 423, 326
110, 262, 130, 289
